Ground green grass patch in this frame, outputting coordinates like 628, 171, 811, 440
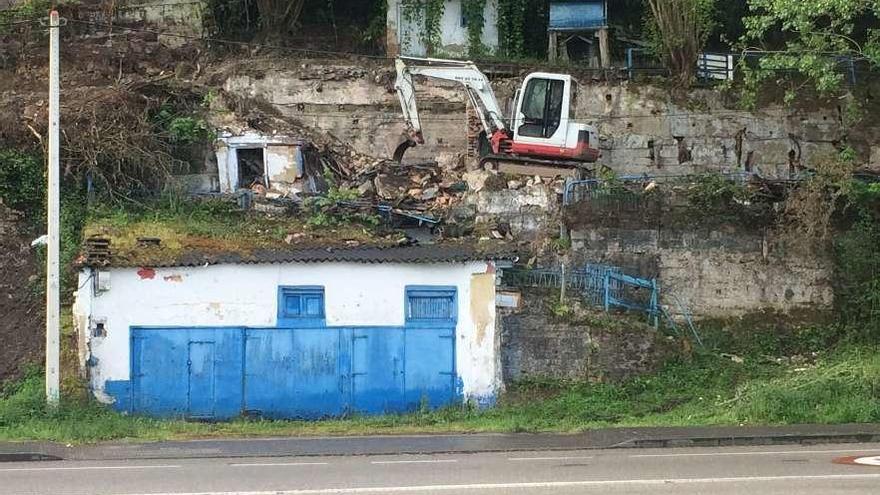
3, 345, 878, 444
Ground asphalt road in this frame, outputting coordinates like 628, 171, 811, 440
2, 443, 880, 494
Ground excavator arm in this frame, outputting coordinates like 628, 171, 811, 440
393, 56, 507, 160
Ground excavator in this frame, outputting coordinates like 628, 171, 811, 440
392, 56, 600, 177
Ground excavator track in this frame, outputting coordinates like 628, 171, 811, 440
479, 154, 594, 179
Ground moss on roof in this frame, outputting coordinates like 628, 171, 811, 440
80, 199, 517, 268
81, 199, 401, 267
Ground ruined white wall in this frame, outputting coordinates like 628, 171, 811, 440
388, 0, 500, 56
117, 0, 205, 41
215, 133, 303, 193
74, 261, 499, 404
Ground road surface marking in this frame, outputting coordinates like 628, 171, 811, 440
125, 473, 880, 494
508, 455, 594, 461
230, 462, 330, 467
0, 464, 180, 473
371, 459, 458, 465
852, 456, 880, 466
630, 448, 880, 458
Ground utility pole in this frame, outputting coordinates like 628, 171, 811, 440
46, 9, 61, 407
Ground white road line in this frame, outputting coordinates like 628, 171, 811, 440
230, 462, 330, 467
630, 448, 880, 458
371, 459, 458, 465
508, 455, 594, 461
118, 473, 880, 494
0, 464, 180, 473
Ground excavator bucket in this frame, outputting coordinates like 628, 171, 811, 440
387, 131, 416, 163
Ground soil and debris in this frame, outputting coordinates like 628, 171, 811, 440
0, 205, 43, 384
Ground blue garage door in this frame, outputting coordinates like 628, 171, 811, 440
244, 328, 346, 418
351, 327, 406, 414
130, 328, 244, 419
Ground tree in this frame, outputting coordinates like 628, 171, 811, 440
255, 0, 306, 40
645, 0, 717, 85
742, 0, 880, 100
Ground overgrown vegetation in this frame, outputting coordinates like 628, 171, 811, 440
400, 0, 446, 55
740, 0, 880, 102
645, 0, 717, 85
0, 150, 44, 212
304, 176, 381, 228
461, 0, 487, 56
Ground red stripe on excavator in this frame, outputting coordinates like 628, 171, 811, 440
509, 141, 600, 162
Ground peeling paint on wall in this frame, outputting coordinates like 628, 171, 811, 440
470, 272, 495, 345
137, 267, 156, 279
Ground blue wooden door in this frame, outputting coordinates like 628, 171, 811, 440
130, 328, 243, 419
244, 328, 345, 418
351, 328, 405, 414
187, 341, 215, 418
131, 330, 188, 416
404, 329, 456, 409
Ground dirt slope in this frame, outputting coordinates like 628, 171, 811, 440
0, 205, 43, 385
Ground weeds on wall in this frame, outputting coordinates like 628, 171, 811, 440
461, 0, 487, 56
400, 0, 446, 55
497, 0, 526, 57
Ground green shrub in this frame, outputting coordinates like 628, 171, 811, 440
0, 150, 44, 212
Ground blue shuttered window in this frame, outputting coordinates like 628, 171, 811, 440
406, 286, 457, 327
278, 286, 325, 327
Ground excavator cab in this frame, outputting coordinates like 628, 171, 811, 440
516, 76, 567, 139
509, 73, 597, 162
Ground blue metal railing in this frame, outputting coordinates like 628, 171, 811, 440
503, 264, 703, 345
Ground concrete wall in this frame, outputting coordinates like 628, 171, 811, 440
499, 290, 671, 383
117, 0, 205, 40
73, 261, 499, 405
221, 62, 878, 175
568, 225, 834, 318
387, 0, 500, 56
222, 64, 469, 162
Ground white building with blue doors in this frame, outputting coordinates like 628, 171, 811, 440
73, 245, 514, 419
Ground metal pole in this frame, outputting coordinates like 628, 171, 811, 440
560, 263, 566, 303
46, 10, 61, 407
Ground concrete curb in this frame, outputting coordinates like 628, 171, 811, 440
0, 452, 63, 462
613, 433, 880, 449
2, 426, 879, 462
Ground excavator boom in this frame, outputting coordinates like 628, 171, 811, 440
393, 57, 507, 159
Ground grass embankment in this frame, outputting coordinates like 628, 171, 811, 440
2, 342, 878, 444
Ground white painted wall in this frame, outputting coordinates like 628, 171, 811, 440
389, 0, 500, 56
74, 261, 499, 405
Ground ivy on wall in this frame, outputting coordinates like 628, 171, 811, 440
498, 0, 526, 58
401, 0, 446, 54
461, 0, 487, 55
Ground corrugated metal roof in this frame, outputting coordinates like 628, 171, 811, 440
87, 243, 519, 268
